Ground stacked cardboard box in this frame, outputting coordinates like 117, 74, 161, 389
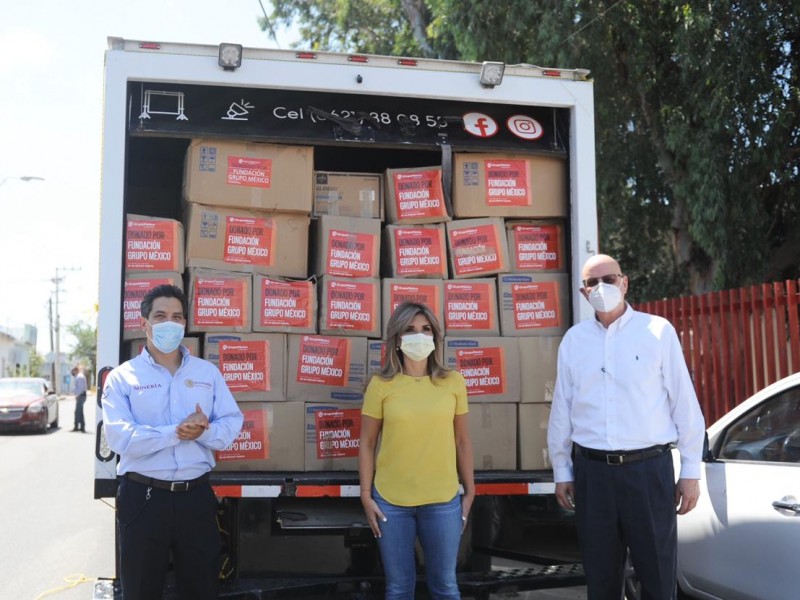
120, 140, 573, 473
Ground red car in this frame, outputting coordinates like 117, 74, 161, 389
0, 377, 59, 433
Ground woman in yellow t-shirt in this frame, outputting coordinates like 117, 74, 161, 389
359, 301, 475, 600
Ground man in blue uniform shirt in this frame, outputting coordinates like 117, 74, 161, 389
102, 284, 243, 600
548, 254, 705, 600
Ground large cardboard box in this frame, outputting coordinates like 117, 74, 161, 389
519, 337, 562, 404
384, 166, 451, 224
443, 279, 499, 337
311, 215, 381, 279
498, 273, 569, 336
183, 140, 313, 212
186, 268, 252, 333
213, 401, 305, 471
304, 403, 363, 471
125, 214, 184, 273
381, 279, 445, 338
203, 333, 286, 402
367, 340, 386, 379
469, 403, 518, 470
506, 220, 567, 273
184, 204, 309, 277
252, 276, 317, 334
122, 272, 183, 340
127, 337, 200, 360
443, 336, 521, 402
518, 403, 552, 470
313, 171, 383, 220
446, 218, 510, 279
452, 153, 567, 218
383, 224, 448, 279
287, 335, 368, 402
318, 277, 381, 338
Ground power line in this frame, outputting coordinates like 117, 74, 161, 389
257, 0, 281, 48
554, 0, 627, 49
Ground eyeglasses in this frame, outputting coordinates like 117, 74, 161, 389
582, 273, 624, 288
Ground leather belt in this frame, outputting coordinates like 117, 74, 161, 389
576, 443, 673, 466
126, 471, 209, 492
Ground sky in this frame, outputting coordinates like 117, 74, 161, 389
0, 1, 294, 354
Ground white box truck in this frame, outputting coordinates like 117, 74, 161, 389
94, 37, 598, 598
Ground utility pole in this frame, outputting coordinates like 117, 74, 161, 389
51, 266, 80, 395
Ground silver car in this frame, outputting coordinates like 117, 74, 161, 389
676, 372, 800, 599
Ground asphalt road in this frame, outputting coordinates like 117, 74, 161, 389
0, 395, 586, 600
0, 395, 116, 600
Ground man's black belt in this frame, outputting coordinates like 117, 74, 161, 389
126, 471, 209, 492
576, 443, 673, 465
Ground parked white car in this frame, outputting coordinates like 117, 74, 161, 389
676, 372, 800, 599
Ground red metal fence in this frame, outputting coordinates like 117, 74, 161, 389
635, 280, 800, 425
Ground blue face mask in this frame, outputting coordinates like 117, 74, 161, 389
147, 320, 185, 354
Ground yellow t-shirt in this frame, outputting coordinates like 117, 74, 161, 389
361, 370, 468, 506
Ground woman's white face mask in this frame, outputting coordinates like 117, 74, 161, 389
399, 332, 436, 362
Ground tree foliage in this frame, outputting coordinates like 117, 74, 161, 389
67, 319, 97, 385
262, 0, 800, 300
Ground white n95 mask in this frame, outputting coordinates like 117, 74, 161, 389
587, 282, 623, 313
400, 333, 436, 362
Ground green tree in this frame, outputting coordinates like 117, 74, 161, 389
29, 348, 45, 378
261, 0, 800, 300
67, 319, 97, 387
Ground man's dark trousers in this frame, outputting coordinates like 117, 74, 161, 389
574, 449, 677, 600
74, 392, 87, 431
116, 476, 221, 600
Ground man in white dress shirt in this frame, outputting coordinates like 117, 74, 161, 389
548, 254, 705, 600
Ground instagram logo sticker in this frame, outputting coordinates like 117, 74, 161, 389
507, 115, 544, 140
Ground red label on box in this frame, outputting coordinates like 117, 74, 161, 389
223, 216, 275, 266
219, 340, 271, 393
123, 277, 174, 331
227, 155, 272, 188
216, 407, 270, 461
445, 282, 494, 331
512, 281, 561, 329
389, 283, 441, 315
450, 224, 503, 276
485, 159, 531, 206
513, 224, 561, 270
325, 280, 377, 332
315, 409, 362, 459
125, 220, 178, 271
393, 227, 446, 276
456, 347, 506, 396
327, 230, 377, 277
296, 336, 351, 387
192, 277, 248, 327
392, 170, 447, 220
258, 278, 314, 329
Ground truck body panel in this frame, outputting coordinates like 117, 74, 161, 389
94, 38, 596, 595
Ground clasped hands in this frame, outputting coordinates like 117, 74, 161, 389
176, 403, 210, 440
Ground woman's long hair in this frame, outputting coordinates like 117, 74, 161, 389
378, 301, 449, 381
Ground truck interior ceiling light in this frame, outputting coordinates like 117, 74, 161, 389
480, 61, 505, 88
218, 43, 243, 70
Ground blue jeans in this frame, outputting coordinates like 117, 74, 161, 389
373, 487, 462, 600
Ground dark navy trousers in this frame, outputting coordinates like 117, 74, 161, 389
116, 476, 221, 600
573, 449, 677, 600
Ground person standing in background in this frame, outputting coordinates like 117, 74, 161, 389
547, 254, 706, 600
71, 365, 87, 432
102, 284, 243, 600
359, 301, 474, 600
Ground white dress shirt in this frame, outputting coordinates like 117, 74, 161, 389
102, 346, 244, 481
547, 305, 706, 482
